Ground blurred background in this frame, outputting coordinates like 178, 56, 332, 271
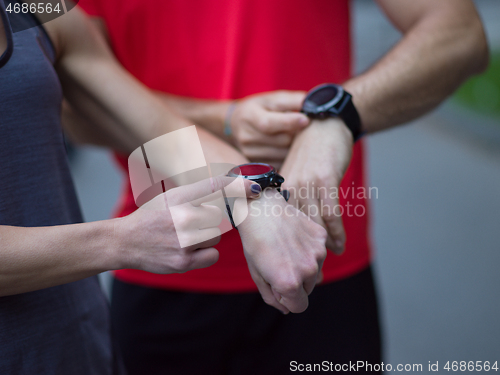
68, 0, 500, 370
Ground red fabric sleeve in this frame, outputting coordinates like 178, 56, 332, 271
77, 0, 102, 17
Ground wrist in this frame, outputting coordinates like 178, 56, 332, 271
65, 219, 124, 273
245, 187, 285, 217
256, 187, 285, 202
327, 117, 354, 143
342, 79, 369, 134
238, 188, 285, 236
103, 217, 130, 271
309, 118, 354, 145
223, 101, 237, 138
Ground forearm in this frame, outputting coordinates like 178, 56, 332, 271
0, 221, 118, 297
55, 10, 245, 166
59, 60, 188, 154
50, 8, 189, 154
197, 126, 248, 166
158, 93, 231, 139
345, 1, 488, 133
63, 93, 246, 170
0, 175, 245, 296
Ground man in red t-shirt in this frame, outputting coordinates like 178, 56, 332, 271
77, 0, 487, 374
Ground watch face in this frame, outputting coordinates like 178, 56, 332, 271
308, 85, 339, 106
228, 163, 275, 178
228, 163, 286, 192
303, 83, 345, 117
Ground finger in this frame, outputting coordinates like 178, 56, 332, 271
318, 189, 346, 255
255, 277, 290, 314
305, 198, 344, 254
291, 196, 325, 226
304, 258, 325, 294
273, 285, 309, 313
247, 264, 290, 314
196, 204, 223, 229
186, 234, 222, 251
222, 177, 262, 199
188, 178, 259, 207
169, 176, 260, 206
316, 270, 324, 285
171, 203, 222, 231
262, 133, 293, 147
194, 227, 223, 247
324, 216, 346, 255
263, 91, 307, 112
239, 128, 293, 147
290, 196, 336, 252
243, 146, 289, 161
179, 227, 222, 249
257, 111, 310, 135
303, 274, 318, 296
256, 160, 283, 171
183, 247, 220, 271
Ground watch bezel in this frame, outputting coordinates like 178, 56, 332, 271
227, 163, 276, 180
302, 83, 348, 118
227, 163, 284, 190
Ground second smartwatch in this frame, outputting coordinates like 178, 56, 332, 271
227, 163, 289, 200
224, 163, 289, 229
301, 83, 363, 142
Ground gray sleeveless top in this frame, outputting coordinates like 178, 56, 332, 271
0, 2, 123, 374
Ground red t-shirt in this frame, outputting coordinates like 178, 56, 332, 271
79, 0, 372, 292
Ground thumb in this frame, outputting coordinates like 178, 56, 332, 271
260, 111, 310, 134
322, 198, 346, 255
316, 270, 324, 285
265, 91, 308, 112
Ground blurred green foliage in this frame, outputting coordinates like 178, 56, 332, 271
453, 51, 500, 119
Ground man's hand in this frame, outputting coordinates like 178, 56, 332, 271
114, 176, 260, 274
238, 189, 327, 314
280, 118, 353, 254
229, 91, 310, 167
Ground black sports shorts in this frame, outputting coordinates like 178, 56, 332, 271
111, 266, 381, 375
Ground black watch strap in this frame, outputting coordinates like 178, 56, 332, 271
221, 187, 238, 230
336, 94, 363, 142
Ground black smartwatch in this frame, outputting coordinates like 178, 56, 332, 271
224, 163, 289, 229
301, 83, 363, 142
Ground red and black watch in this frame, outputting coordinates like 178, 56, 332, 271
224, 163, 289, 229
